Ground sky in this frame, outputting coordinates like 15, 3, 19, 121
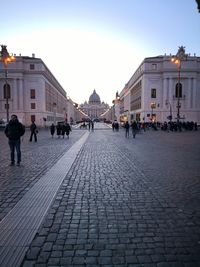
1, 0, 200, 105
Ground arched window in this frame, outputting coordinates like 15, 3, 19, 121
3, 84, 11, 99
175, 83, 182, 98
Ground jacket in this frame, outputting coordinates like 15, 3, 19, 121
5, 120, 25, 140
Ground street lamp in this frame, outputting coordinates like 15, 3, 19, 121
171, 46, 187, 123
0, 45, 15, 123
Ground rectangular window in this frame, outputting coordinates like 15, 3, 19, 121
30, 64, 35, 70
31, 103, 36, 109
151, 88, 156, 98
30, 89, 35, 99
152, 64, 157, 70
31, 115, 35, 122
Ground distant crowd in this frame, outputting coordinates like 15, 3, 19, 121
111, 120, 198, 138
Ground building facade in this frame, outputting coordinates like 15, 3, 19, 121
0, 55, 80, 126
118, 52, 200, 124
79, 90, 110, 121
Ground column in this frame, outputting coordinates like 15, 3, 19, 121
18, 78, 24, 111
188, 78, 192, 109
193, 78, 197, 109
12, 78, 18, 111
168, 78, 173, 103
163, 78, 168, 109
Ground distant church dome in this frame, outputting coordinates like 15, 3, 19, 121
89, 89, 101, 104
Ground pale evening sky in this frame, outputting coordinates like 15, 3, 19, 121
1, 0, 200, 105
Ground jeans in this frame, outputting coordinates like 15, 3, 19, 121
8, 139, 21, 163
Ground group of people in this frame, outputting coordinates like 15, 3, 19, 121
112, 121, 119, 131
80, 121, 94, 131
161, 121, 198, 132
50, 122, 71, 138
124, 121, 138, 138
4, 115, 72, 166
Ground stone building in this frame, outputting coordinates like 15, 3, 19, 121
0, 54, 82, 126
118, 49, 200, 124
79, 90, 110, 121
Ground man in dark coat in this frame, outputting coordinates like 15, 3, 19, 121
65, 122, 71, 138
4, 114, 25, 166
29, 121, 37, 142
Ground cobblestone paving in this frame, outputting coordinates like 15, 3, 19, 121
0, 128, 85, 221
20, 128, 200, 267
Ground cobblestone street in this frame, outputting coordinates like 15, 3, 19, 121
0, 124, 200, 267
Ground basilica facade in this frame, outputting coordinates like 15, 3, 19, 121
79, 90, 109, 121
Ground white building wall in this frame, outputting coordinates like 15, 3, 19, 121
123, 54, 200, 123
0, 56, 77, 126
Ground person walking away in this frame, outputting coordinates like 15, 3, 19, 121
131, 120, 138, 138
112, 122, 115, 131
88, 121, 91, 131
4, 114, 25, 166
91, 121, 94, 132
61, 124, 66, 138
29, 121, 37, 142
50, 123, 55, 138
124, 121, 130, 138
115, 122, 119, 131
56, 123, 61, 138
65, 122, 71, 138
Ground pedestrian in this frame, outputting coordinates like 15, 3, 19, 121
4, 114, 25, 166
56, 123, 61, 138
115, 121, 119, 131
131, 120, 138, 138
61, 124, 66, 138
91, 121, 94, 132
112, 121, 115, 131
65, 122, 71, 138
88, 121, 91, 131
124, 121, 130, 138
50, 123, 55, 138
29, 120, 37, 142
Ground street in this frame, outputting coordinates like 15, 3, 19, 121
0, 124, 200, 267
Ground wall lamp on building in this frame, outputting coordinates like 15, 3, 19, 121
171, 46, 187, 123
0, 45, 15, 123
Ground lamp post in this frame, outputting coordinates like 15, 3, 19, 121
0, 45, 15, 123
171, 46, 187, 123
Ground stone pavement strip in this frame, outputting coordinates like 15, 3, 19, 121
0, 131, 89, 267
0, 126, 200, 267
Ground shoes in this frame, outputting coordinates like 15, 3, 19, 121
9, 162, 15, 166
16, 162, 20, 166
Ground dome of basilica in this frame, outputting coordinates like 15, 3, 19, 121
89, 89, 101, 104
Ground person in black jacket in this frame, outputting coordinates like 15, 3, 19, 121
29, 121, 37, 142
4, 114, 25, 166
65, 122, 71, 138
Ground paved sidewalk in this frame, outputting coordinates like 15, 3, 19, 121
0, 126, 200, 266
0, 128, 86, 221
